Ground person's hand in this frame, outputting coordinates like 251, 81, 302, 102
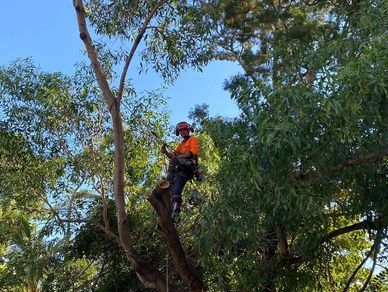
161, 144, 168, 155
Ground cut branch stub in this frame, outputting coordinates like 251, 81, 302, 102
146, 180, 205, 292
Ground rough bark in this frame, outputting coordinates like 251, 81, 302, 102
146, 180, 205, 292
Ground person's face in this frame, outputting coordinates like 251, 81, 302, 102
179, 128, 189, 138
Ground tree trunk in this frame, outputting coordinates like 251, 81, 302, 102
146, 180, 205, 292
111, 97, 169, 290
73, 1, 172, 289
275, 223, 289, 257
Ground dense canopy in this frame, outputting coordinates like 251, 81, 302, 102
0, 0, 387, 291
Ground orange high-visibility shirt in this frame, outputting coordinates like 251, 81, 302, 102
174, 136, 199, 158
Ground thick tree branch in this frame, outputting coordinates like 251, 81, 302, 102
322, 216, 387, 242
146, 180, 205, 292
295, 150, 388, 181
73, 0, 115, 110
277, 216, 387, 268
117, 0, 168, 104
275, 223, 289, 257
331, 150, 388, 172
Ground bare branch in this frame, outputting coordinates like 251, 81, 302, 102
277, 217, 387, 270
73, 1, 184, 289
330, 150, 388, 172
96, 223, 120, 245
72, 259, 99, 291
145, 0, 153, 9
91, 173, 111, 231
58, 218, 88, 224
92, 259, 108, 289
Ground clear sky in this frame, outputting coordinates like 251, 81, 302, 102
0, 1, 242, 126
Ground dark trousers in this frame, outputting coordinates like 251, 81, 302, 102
167, 167, 189, 211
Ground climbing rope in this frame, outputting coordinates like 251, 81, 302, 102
166, 249, 169, 292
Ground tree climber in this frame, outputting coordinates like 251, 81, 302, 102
161, 121, 200, 223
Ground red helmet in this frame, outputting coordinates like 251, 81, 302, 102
175, 121, 193, 136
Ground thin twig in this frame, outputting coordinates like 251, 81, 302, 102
36, 191, 66, 232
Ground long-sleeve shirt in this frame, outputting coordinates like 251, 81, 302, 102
173, 136, 199, 158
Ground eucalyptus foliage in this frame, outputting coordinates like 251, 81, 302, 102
83, 0, 213, 82
0, 58, 170, 290
1, 0, 387, 291
189, 0, 388, 291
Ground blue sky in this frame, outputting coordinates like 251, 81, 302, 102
0, 1, 242, 126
